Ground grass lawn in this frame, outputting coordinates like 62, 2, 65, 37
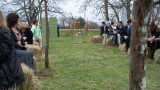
38, 30, 160, 90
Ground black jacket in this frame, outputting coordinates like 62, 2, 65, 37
100, 26, 109, 36
117, 25, 124, 34
0, 27, 24, 89
120, 26, 128, 43
151, 27, 160, 38
23, 28, 33, 44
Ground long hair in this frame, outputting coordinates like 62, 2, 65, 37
19, 22, 27, 32
0, 10, 7, 28
150, 19, 159, 32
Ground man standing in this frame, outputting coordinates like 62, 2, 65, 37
57, 20, 60, 37
126, 19, 132, 53
31, 20, 42, 47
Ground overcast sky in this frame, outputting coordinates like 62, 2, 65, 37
58, 0, 103, 24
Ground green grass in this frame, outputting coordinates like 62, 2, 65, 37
38, 30, 160, 90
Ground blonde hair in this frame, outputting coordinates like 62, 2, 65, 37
19, 22, 27, 32
0, 10, 7, 28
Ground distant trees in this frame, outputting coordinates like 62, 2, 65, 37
1, 0, 64, 24
77, 17, 85, 28
80, 0, 159, 22
88, 21, 99, 29
58, 16, 99, 29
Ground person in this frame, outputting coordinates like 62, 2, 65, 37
126, 19, 132, 53
108, 21, 120, 46
57, 20, 60, 37
7, 13, 35, 70
106, 18, 111, 27
117, 21, 124, 34
120, 23, 129, 44
148, 19, 160, 59
19, 22, 33, 44
31, 20, 42, 47
100, 21, 109, 37
0, 10, 24, 89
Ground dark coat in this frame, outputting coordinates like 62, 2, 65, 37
117, 25, 124, 35
151, 27, 160, 38
100, 26, 109, 36
23, 28, 33, 44
120, 26, 128, 43
126, 26, 131, 49
0, 28, 24, 89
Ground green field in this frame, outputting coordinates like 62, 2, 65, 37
38, 30, 160, 90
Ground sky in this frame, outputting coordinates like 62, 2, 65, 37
58, 0, 102, 24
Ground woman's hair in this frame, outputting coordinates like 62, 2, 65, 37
111, 21, 115, 25
0, 10, 7, 28
33, 20, 38, 25
19, 22, 27, 32
150, 19, 159, 32
7, 13, 19, 28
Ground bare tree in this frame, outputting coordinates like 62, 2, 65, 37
59, 16, 67, 29
104, 0, 109, 20
80, 0, 132, 21
44, 0, 49, 68
3, 0, 64, 24
129, 0, 152, 89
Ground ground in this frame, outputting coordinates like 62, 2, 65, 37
38, 30, 160, 90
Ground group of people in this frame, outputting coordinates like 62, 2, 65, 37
0, 10, 42, 89
100, 18, 160, 59
100, 18, 132, 52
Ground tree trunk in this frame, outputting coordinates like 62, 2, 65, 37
44, 0, 49, 68
127, 0, 131, 19
104, 0, 109, 20
156, 5, 160, 19
129, 0, 152, 90
109, 2, 120, 22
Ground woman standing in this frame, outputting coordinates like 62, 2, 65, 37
0, 10, 24, 89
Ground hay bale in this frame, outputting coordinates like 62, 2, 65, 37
106, 39, 114, 46
16, 64, 41, 90
119, 43, 126, 52
33, 41, 39, 46
90, 36, 103, 43
27, 45, 43, 61
33, 57, 39, 73
154, 49, 160, 64
102, 38, 114, 46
